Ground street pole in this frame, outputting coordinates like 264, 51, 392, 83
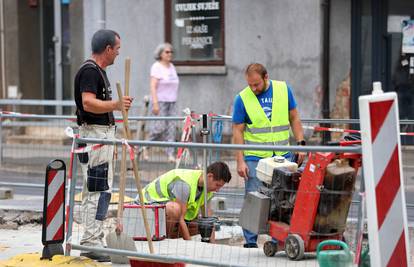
200, 114, 210, 217
53, 0, 62, 115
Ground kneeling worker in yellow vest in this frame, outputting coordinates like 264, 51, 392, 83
139, 161, 232, 242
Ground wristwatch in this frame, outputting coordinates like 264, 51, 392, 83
297, 140, 306, 146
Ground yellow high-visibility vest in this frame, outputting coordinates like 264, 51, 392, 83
143, 169, 213, 221
239, 80, 290, 157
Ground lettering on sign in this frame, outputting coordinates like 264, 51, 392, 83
182, 36, 213, 49
186, 24, 209, 34
175, 2, 220, 12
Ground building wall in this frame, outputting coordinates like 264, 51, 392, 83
3, 0, 19, 98
77, 0, 324, 120
105, 0, 164, 112
330, 0, 351, 110
69, 0, 84, 100
0, 0, 352, 118
17, 1, 41, 100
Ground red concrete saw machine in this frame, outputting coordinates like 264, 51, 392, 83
239, 140, 361, 260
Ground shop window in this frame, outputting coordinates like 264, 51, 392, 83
165, 0, 225, 66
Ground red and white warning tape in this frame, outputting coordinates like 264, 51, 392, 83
303, 125, 360, 134
1, 111, 34, 116
65, 127, 136, 162
0, 111, 123, 123
73, 144, 104, 154
121, 139, 136, 161
64, 127, 106, 154
175, 109, 195, 168
303, 125, 414, 136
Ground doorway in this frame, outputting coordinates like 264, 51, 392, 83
351, 0, 414, 144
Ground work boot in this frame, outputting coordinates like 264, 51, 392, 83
80, 251, 111, 262
243, 243, 258, 248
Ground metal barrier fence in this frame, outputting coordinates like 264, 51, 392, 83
1, 112, 414, 200
0, 111, 413, 265
0, 99, 142, 116
66, 136, 367, 266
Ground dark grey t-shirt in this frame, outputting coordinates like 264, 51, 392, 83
168, 179, 203, 203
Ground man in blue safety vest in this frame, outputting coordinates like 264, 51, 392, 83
232, 63, 306, 248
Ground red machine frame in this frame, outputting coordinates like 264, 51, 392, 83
264, 145, 362, 260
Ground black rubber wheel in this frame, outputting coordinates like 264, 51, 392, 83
263, 241, 277, 257
284, 234, 305, 260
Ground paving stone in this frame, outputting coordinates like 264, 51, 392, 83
0, 187, 13, 200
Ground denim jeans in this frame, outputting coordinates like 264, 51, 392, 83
242, 152, 294, 245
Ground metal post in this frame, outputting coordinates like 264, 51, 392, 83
0, 109, 2, 167
354, 168, 365, 264
0, 0, 6, 99
39, 0, 44, 102
200, 114, 210, 216
71, 244, 247, 267
191, 120, 197, 166
96, 0, 106, 29
53, 0, 62, 115
65, 134, 78, 256
208, 115, 213, 165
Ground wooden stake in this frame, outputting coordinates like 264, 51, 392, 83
116, 82, 154, 254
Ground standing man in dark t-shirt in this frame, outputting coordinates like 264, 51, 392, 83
74, 29, 132, 262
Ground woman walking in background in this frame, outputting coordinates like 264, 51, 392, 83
144, 43, 179, 162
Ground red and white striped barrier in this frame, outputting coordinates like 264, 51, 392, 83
42, 159, 66, 259
359, 88, 411, 266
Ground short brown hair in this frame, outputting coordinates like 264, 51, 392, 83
245, 63, 267, 79
207, 161, 232, 183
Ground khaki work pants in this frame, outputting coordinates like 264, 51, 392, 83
78, 124, 115, 248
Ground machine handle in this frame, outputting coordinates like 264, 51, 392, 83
316, 240, 350, 254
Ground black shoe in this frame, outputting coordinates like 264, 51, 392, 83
80, 251, 111, 262
243, 243, 258, 248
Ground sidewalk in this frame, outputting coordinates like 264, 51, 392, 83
0, 194, 319, 267
0, 224, 320, 267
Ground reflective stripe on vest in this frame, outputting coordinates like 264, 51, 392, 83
142, 169, 213, 221
245, 125, 290, 134
244, 139, 289, 146
240, 80, 290, 157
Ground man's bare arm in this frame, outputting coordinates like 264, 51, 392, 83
233, 123, 249, 179
176, 200, 191, 240
289, 108, 304, 141
82, 92, 132, 113
150, 77, 160, 115
289, 108, 305, 165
